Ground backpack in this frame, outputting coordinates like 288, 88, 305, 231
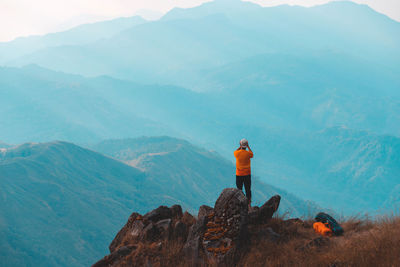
315, 212, 344, 236
313, 222, 332, 236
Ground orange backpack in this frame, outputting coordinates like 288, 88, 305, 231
313, 222, 332, 236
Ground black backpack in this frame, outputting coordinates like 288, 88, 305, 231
315, 212, 344, 236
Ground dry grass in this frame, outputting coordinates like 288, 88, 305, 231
118, 240, 186, 267
241, 216, 400, 267
115, 216, 400, 267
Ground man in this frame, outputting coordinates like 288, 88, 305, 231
234, 138, 253, 208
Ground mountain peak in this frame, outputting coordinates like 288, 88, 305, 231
93, 188, 282, 266
93, 187, 400, 266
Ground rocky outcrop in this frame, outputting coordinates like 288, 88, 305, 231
92, 188, 281, 267
248, 195, 281, 224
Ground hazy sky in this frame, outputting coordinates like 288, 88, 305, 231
0, 0, 399, 42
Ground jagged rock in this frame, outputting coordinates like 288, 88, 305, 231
173, 220, 188, 241
249, 195, 281, 224
109, 212, 141, 253
171, 204, 183, 219
142, 223, 161, 242
144, 206, 173, 222
198, 205, 213, 219
95, 188, 285, 267
202, 188, 249, 266
260, 195, 281, 220
130, 220, 145, 238
183, 236, 206, 267
156, 218, 172, 231
187, 215, 207, 241
182, 211, 196, 225
92, 245, 136, 267
155, 218, 172, 239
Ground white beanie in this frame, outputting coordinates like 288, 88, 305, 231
240, 138, 248, 148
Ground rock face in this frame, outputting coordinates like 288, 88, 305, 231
92, 188, 281, 267
249, 195, 281, 224
202, 188, 248, 265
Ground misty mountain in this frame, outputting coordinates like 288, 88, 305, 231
0, 138, 314, 267
1, 60, 399, 215
0, 142, 10, 149
0, 0, 399, 217
0, 65, 177, 143
250, 127, 400, 214
197, 52, 400, 135
4, 1, 399, 88
0, 16, 146, 65
3, 1, 399, 137
0, 141, 150, 267
0, 64, 242, 145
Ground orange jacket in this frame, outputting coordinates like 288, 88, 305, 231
234, 149, 253, 176
313, 222, 332, 236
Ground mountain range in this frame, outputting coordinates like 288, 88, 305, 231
0, 137, 313, 267
2, 1, 399, 90
0, 1, 399, 266
1, 62, 399, 214
0, 16, 146, 65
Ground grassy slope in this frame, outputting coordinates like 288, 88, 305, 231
240, 216, 400, 266
0, 141, 168, 267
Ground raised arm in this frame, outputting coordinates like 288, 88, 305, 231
247, 144, 252, 153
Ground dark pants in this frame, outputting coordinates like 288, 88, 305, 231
236, 175, 252, 201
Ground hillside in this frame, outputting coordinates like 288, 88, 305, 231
0, 65, 176, 143
90, 136, 317, 216
0, 138, 316, 267
92, 188, 400, 267
0, 141, 169, 267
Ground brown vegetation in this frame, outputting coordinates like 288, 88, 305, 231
240, 216, 400, 267
106, 215, 400, 267
93, 190, 400, 267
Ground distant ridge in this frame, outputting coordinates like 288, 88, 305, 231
2, 0, 398, 84
0, 141, 10, 149
0, 16, 146, 64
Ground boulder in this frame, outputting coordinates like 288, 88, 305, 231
249, 195, 281, 224
97, 189, 285, 267
142, 223, 161, 242
155, 218, 172, 239
187, 215, 207, 241
143, 206, 173, 222
202, 188, 249, 266
109, 212, 141, 253
173, 220, 188, 241
171, 204, 183, 219
198, 205, 213, 219
183, 236, 206, 267
92, 245, 137, 267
